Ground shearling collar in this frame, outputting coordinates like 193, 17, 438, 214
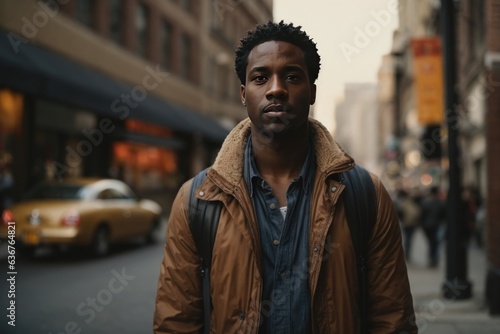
210, 117, 355, 187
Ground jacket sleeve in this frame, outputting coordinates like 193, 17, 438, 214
367, 176, 418, 333
153, 181, 204, 334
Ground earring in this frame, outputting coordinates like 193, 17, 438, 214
242, 101, 246, 106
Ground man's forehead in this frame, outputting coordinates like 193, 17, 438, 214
247, 40, 306, 65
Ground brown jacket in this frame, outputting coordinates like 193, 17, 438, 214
154, 118, 417, 334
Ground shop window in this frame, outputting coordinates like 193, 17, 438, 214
112, 142, 178, 192
109, 0, 123, 44
136, 3, 150, 58
0, 89, 23, 134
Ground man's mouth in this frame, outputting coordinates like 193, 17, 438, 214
263, 104, 289, 118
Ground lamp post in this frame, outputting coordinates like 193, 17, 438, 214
440, 0, 472, 300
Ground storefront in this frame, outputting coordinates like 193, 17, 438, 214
0, 30, 229, 211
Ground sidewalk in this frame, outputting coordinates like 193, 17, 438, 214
406, 229, 500, 333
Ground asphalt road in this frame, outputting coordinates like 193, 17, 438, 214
0, 220, 167, 334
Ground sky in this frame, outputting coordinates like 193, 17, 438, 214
273, 0, 400, 133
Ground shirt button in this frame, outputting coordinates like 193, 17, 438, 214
238, 311, 245, 320
269, 203, 276, 209
199, 190, 205, 196
279, 271, 286, 279
313, 247, 319, 253
273, 239, 280, 246
331, 186, 337, 192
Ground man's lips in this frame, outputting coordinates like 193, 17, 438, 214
263, 104, 289, 117
264, 104, 287, 112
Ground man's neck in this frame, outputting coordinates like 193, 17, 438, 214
250, 127, 310, 182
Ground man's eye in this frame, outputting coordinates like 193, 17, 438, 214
254, 75, 267, 83
286, 75, 300, 81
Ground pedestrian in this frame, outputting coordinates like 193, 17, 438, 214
396, 189, 422, 262
420, 186, 446, 268
153, 21, 416, 333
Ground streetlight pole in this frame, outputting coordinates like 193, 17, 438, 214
440, 0, 472, 300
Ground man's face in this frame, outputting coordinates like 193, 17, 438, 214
241, 41, 316, 138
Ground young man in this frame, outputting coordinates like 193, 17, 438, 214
154, 21, 416, 333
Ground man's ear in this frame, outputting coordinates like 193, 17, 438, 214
240, 85, 246, 106
310, 84, 317, 105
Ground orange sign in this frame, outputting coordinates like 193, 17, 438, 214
411, 37, 444, 125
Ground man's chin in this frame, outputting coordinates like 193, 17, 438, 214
256, 123, 292, 139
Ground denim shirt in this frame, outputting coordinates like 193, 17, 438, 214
243, 135, 315, 334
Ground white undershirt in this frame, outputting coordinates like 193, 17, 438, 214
279, 206, 287, 220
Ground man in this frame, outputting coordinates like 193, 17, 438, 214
154, 21, 416, 333
420, 186, 446, 268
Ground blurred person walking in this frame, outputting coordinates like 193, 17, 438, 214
153, 21, 416, 333
420, 186, 447, 268
396, 189, 422, 262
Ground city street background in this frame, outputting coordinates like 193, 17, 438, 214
1, 0, 499, 332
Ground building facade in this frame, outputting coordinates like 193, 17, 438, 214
335, 83, 381, 175
0, 0, 273, 211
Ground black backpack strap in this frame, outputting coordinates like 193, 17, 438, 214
341, 164, 377, 334
188, 168, 222, 334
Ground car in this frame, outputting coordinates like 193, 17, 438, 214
0, 178, 162, 257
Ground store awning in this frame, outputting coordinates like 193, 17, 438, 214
0, 30, 229, 143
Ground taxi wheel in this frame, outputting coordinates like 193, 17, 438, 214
91, 226, 110, 256
146, 218, 160, 244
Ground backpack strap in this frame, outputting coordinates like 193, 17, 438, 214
188, 168, 222, 334
341, 164, 377, 334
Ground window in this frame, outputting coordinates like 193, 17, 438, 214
210, 0, 221, 30
180, 0, 191, 11
207, 56, 216, 94
136, 3, 150, 58
181, 34, 192, 80
474, 0, 485, 54
75, 0, 94, 28
161, 22, 172, 69
109, 0, 122, 44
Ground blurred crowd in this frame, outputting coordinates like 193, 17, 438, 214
393, 185, 484, 268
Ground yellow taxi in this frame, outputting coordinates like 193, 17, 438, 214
1, 178, 162, 256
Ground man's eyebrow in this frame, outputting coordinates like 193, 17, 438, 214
282, 65, 307, 73
248, 66, 268, 74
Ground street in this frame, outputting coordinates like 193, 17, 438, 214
0, 220, 167, 334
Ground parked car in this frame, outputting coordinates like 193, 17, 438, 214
0, 178, 162, 256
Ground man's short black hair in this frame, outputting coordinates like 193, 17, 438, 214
235, 21, 321, 85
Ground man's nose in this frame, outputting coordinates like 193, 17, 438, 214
266, 75, 288, 99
